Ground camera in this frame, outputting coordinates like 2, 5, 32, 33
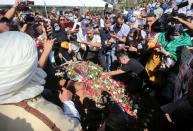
18, 0, 35, 25
152, 1, 189, 31
152, 12, 186, 33
152, 13, 186, 42
152, 1, 189, 33
22, 13, 43, 25
18, 0, 34, 11
23, 13, 35, 24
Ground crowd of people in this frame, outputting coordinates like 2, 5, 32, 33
0, 0, 193, 130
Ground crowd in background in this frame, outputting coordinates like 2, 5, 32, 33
0, 0, 193, 130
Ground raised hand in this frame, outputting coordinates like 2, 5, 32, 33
43, 38, 56, 53
14, 0, 20, 8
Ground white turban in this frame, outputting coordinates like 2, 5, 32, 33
0, 31, 47, 104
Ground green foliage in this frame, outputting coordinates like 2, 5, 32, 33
104, 0, 144, 9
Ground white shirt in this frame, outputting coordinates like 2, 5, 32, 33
100, 18, 105, 28
72, 22, 87, 43
86, 34, 101, 51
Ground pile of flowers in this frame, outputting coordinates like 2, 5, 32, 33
66, 61, 103, 82
65, 61, 138, 117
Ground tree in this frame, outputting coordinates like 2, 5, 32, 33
111, 0, 143, 9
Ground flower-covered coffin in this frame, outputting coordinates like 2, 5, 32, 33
65, 61, 137, 116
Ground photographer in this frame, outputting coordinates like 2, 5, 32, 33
17, 9, 41, 37
0, 0, 21, 33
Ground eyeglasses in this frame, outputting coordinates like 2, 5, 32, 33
60, 19, 65, 21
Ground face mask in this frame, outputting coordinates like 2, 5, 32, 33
74, 16, 77, 19
65, 28, 69, 32
176, 0, 182, 4
170, 35, 180, 40
55, 26, 60, 31
68, 16, 74, 21
141, 19, 146, 26
128, 36, 134, 41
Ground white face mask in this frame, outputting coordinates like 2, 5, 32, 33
55, 26, 60, 31
128, 36, 134, 41
69, 16, 74, 21
74, 16, 77, 19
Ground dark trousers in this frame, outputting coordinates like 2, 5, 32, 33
84, 50, 99, 64
98, 50, 108, 70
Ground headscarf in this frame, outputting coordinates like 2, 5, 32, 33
158, 32, 193, 61
0, 31, 47, 104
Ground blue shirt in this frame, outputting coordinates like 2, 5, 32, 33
110, 23, 130, 38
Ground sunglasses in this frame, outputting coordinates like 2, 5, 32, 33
60, 19, 65, 21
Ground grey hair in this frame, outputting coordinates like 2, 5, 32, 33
86, 26, 94, 32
